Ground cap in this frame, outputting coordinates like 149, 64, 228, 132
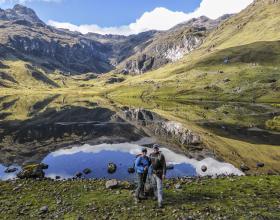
153, 144, 160, 150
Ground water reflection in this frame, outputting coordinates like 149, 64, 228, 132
0, 142, 243, 181
0, 94, 279, 177
41, 142, 243, 180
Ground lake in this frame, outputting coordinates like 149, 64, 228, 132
0, 94, 279, 180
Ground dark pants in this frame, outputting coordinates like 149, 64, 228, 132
135, 172, 148, 199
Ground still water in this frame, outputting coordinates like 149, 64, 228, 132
0, 141, 243, 181
0, 94, 279, 180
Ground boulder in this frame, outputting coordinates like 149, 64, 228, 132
107, 163, 117, 174
175, 184, 182, 189
17, 164, 45, 179
39, 163, 49, 170
75, 172, 83, 178
106, 77, 125, 84
39, 206, 48, 214
83, 168, 92, 175
105, 179, 118, 189
201, 165, 208, 172
127, 167, 135, 174
4, 167, 18, 173
240, 164, 250, 172
223, 78, 231, 83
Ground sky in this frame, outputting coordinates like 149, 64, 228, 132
0, 0, 254, 35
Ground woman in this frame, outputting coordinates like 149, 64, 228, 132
134, 148, 150, 204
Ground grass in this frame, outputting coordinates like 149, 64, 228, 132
0, 176, 279, 220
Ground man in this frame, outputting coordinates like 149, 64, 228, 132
134, 148, 150, 204
150, 144, 166, 208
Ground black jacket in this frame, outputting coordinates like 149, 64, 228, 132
150, 152, 166, 178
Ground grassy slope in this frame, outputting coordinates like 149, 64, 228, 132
105, 1, 280, 103
0, 176, 279, 220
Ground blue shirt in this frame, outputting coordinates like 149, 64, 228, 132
135, 156, 150, 174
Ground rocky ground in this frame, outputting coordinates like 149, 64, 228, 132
0, 175, 279, 220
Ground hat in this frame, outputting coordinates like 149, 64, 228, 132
153, 144, 160, 150
141, 148, 147, 153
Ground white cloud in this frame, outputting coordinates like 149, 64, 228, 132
48, 0, 254, 36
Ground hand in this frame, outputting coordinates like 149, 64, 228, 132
162, 175, 165, 180
144, 167, 148, 171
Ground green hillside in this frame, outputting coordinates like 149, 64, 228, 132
106, 0, 280, 103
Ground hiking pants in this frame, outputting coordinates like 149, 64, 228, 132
135, 172, 147, 199
152, 174, 163, 205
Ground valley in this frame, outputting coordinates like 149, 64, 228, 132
0, 1, 279, 219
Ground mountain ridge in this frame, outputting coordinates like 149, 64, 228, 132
0, 4, 230, 78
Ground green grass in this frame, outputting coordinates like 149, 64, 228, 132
107, 42, 280, 103
0, 176, 279, 220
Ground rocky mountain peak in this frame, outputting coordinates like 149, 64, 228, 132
1, 4, 43, 23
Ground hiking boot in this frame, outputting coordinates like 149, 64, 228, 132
158, 203, 163, 209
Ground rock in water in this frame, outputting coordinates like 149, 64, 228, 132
17, 164, 45, 179
127, 167, 135, 174
4, 167, 18, 173
201, 165, 208, 172
83, 168, 92, 175
105, 179, 118, 189
107, 163, 117, 174
75, 172, 83, 178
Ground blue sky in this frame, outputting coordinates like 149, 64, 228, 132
0, 0, 201, 26
0, 0, 253, 35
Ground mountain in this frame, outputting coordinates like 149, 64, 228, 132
0, 5, 115, 75
107, 0, 280, 103
0, 4, 43, 23
0, 4, 231, 90
117, 15, 232, 75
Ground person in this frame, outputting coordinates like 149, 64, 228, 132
134, 148, 150, 204
150, 144, 166, 208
